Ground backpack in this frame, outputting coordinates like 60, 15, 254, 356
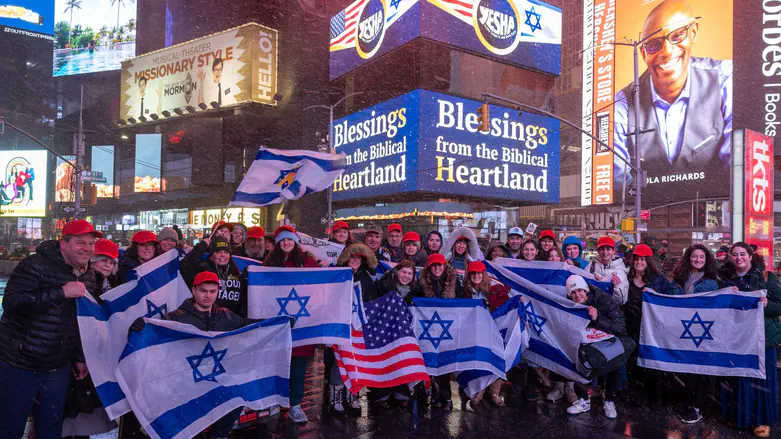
578, 335, 636, 379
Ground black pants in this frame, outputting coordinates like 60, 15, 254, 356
434, 374, 452, 403
671, 372, 711, 409
575, 370, 620, 402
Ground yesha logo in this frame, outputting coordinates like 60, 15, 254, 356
356, 0, 387, 59
473, 0, 521, 55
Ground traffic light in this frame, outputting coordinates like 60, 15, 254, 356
621, 218, 636, 233
476, 103, 490, 133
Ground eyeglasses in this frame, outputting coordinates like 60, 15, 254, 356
642, 23, 696, 54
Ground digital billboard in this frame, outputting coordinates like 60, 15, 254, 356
581, 0, 733, 207
329, 0, 561, 80
53, 0, 136, 76
120, 23, 278, 122
55, 154, 75, 202
92, 145, 116, 197
135, 134, 161, 193
0, 150, 48, 217
0, 0, 54, 37
332, 89, 560, 204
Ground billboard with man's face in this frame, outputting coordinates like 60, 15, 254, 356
581, 0, 733, 207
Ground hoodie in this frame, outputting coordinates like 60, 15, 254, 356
423, 231, 444, 256
562, 235, 588, 269
443, 227, 484, 297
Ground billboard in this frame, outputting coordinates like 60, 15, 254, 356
53, 0, 136, 76
55, 154, 75, 202
581, 0, 733, 207
329, 0, 561, 80
92, 145, 116, 198
135, 134, 161, 193
743, 130, 774, 261
0, 150, 48, 217
120, 23, 278, 122
332, 89, 560, 203
0, 0, 54, 37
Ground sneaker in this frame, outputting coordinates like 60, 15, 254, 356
603, 400, 617, 419
679, 406, 702, 424
567, 398, 591, 415
347, 391, 361, 410
288, 405, 308, 424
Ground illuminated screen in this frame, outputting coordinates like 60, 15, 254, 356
92, 145, 116, 197
0, 0, 54, 36
135, 134, 161, 193
53, 0, 136, 76
0, 150, 48, 217
55, 154, 75, 202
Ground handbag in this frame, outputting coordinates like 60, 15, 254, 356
578, 335, 636, 379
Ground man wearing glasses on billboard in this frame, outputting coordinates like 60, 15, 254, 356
613, 0, 732, 202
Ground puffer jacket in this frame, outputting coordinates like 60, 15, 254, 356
376, 265, 419, 300
585, 257, 629, 305
584, 286, 626, 336
164, 298, 251, 332
0, 240, 99, 371
562, 236, 588, 268
416, 264, 458, 298
719, 267, 781, 346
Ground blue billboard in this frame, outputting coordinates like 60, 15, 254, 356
329, 0, 561, 80
0, 0, 54, 36
332, 89, 560, 204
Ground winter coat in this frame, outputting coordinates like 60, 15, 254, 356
180, 240, 248, 317
584, 286, 626, 336
115, 253, 141, 285
0, 240, 99, 371
376, 265, 419, 301
562, 236, 588, 269
383, 241, 403, 263
485, 241, 510, 261
94, 272, 119, 298
673, 275, 719, 295
402, 249, 428, 267
719, 267, 781, 346
337, 243, 379, 302
585, 257, 629, 305
416, 264, 458, 299
424, 231, 444, 256
442, 227, 483, 262
164, 298, 253, 332
624, 274, 680, 340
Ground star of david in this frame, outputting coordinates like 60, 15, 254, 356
276, 288, 311, 322
145, 300, 167, 319
499, 328, 508, 340
186, 342, 227, 383
390, 0, 401, 8
353, 301, 359, 314
273, 164, 302, 190
680, 312, 714, 348
524, 6, 542, 33
418, 311, 454, 348
524, 301, 547, 335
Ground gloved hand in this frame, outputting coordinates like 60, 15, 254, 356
128, 317, 145, 336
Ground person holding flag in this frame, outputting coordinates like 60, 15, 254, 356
585, 236, 629, 305
538, 230, 557, 260
401, 232, 426, 267
91, 238, 120, 295
117, 231, 161, 284
376, 259, 418, 302
363, 224, 391, 262
329, 221, 355, 247
180, 235, 247, 317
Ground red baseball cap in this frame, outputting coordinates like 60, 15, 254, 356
426, 253, 447, 267
597, 236, 616, 249
93, 239, 119, 260
193, 271, 220, 287
211, 221, 234, 233
62, 220, 103, 238
274, 225, 296, 236
403, 232, 421, 243
388, 223, 402, 233
132, 230, 158, 244
332, 221, 349, 231
246, 226, 265, 240
539, 230, 555, 241
467, 261, 486, 274
633, 244, 654, 257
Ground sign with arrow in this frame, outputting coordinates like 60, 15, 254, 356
61, 205, 87, 215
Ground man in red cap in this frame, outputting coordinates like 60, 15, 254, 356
233, 226, 266, 261
584, 236, 629, 305
385, 223, 404, 262
0, 220, 102, 438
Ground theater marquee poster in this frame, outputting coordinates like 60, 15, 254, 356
581, 0, 733, 207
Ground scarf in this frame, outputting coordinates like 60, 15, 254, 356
684, 271, 704, 295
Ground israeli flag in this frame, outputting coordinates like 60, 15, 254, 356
115, 318, 291, 439
494, 258, 614, 297
410, 298, 506, 379
76, 250, 191, 420
246, 266, 353, 347
639, 288, 766, 379
232, 255, 263, 272
485, 261, 592, 384
230, 147, 346, 207
457, 295, 530, 397
517, 0, 562, 45
351, 282, 367, 331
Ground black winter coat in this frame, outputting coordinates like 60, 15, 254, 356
585, 286, 626, 336
180, 241, 248, 317
0, 240, 99, 371
354, 266, 379, 302
164, 298, 252, 332
115, 254, 140, 285
375, 266, 419, 300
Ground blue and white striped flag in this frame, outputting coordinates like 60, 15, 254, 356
638, 288, 766, 379
485, 261, 592, 384
76, 250, 191, 420
494, 258, 614, 297
246, 266, 353, 347
116, 318, 291, 439
230, 148, 346, 207
410, 298, 506, 379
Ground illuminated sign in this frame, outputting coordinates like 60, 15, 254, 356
189, 207, 264, 228
0, 0, 53, 37
744, 130, 774, 260
135, 134, 161, 193
55, 154, 75, 202
92, 145, 116, 198
332, 89, 560, 203
329, 0, 561, 80
0, 150, 48, 217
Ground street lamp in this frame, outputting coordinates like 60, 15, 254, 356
303, 91, 364, 231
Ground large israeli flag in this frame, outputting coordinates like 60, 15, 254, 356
246, 266, 353, 347
76, 250, 191, 420
230, 147, 346, 207
518, 0, 562, 45
485, 261, 592, 384
494, 258, 614, 297
639, 288, 766, 379
115, 318, 291, 439
410, 298, 506, 379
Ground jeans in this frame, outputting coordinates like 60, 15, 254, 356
0, 360, 71, 439
207, 407, 242, 438
290, 356, 309, 406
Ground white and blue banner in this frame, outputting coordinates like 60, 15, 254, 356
485, 261, 592, 384
76, 250, 191, 420
493, 258, 614, 297
351, 282, 367, 331
638, 288, 767, 379
410, 298, 506, 379
230, 147, 346, 207
115, 317, 292, 439
246, 266, 353, 347
297, 232, 344, 267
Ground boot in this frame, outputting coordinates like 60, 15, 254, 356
565, 382, 578, 404
329, 384, 345, 414
546, 382, 564, 403
346, 389, 361, 411
488, 380, 505, 406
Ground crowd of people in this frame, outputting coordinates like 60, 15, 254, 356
0, 219, 779, 439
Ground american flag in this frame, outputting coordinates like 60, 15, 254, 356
333, 292, 429, 393
330, 0, 368, 49
430, 0, 475, 19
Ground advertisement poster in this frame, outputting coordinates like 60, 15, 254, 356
743, 130, 774, 261
92, 145, 116, 198
135, 134, 161, 193
55, 154, 76, 202
332, 89, 560, 204
120, 23, 278, 122
53, 0, 136, 76
581, 0, 733, 207
0, 150, 48, 217
0, 0, 54, 37
329, 0, 561, 80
